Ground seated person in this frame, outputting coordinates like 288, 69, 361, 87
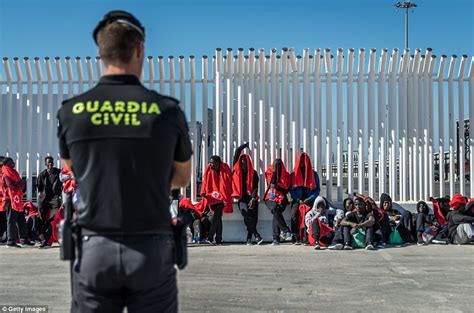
415, 200, 439, 245
379, 193, 415, 244
24, 201, 41, 243
447, 194, 474, 245
304, 196, 335, 250
179, 197, 208, 244
339, 197, 376, 250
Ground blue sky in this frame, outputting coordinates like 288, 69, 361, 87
0, 0, 472, 59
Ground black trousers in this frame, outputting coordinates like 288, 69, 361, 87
207, 203, 224, 243
192, 216, 211, 240
238, 198, 260, 240
266, 200, 290, 241
415, 213, 428, 243
71, 234, 177, 313
343, 226, 374, 245
6, 201, 27, 244
0, 211, 6, 241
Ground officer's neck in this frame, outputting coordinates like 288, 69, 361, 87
103, 64, 141, 79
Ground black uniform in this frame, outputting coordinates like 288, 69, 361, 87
57, 74, 192, 313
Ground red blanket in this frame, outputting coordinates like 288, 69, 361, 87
1, 166, 23, 212
264, 161, 290, 204
291, 153, 316, 189
299, 204, 334, 246
201, 163, 233, 213
179, 197, 208, 217
430, 197, 447, 225
231, 154, 254, 199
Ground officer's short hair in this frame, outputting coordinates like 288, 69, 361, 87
97, 22, 143, 65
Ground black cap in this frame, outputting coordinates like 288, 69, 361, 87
93, 10, 145, 44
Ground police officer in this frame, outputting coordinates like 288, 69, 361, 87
57, 10, 192, 313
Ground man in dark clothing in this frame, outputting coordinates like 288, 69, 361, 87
57, 10, 192, 312
447, 194, 474, 244
340, 197, 376, 250
232, 143, 262, 245
378, 193, 415, 245
36, 156, 62, 248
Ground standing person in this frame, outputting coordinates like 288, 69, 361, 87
36, 156, 62, 247
289, 152, 320, 244
0, 156, 6, 244
2, 157, 33, 247
200, 155, 232, 245
264, 159, 292, 245
57, 10, 192, 312
232, 142, 263, 245
340, 197, 376, 250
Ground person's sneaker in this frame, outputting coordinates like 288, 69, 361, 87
432, 239, 448, 245
246, 239, 252, 246
293, 240, 302, 246
328, 243, 343, 250
256, 236, 264, 245
283, 232, 293, 241
417, 242, 427, 246
20, 240, 35, 247
343, 244, 353, 250
271, 240, 280, 246
377, 242, 386, 249
38, 241, 50, 249
202, 239, 215, 245
314, 244, 321, 250
365, 243, 375, 250
6, 243, 22, 248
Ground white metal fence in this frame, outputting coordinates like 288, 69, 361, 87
1, 48, 473, 203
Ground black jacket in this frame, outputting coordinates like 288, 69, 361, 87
37, 167, 62, 205
446, 210, 474, 242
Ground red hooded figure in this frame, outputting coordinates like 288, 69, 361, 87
449, 193, 467, 210
179, 197, 208, 217
200, 158, 233, 213
1, 164, 23, 212
232, 154, 255, 199
265, 159, 290, 204
429, 196, 449, 225
291, 152, 316, 189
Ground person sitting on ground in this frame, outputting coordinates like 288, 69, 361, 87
328, 198, 353, 250
231, 142, 263, 245
304, 196, 334, 250
178, 197, 208, 244
289, 152, 320, 245
429, 196, 451, 244
200, 155, 232, 245
415, 200, 439, 245
339, 197, 376, 250
1, 157, 33, 248
24, 201, 41, 243
379, 193, 415, 245
264, 158, 292, 245
447, 194, 474, 245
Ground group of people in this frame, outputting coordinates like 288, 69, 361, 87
179, 144, 474, 249
0, 155, 76, 249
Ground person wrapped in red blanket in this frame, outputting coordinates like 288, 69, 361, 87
1, 157, 33, 247
428, 196, 451, 244
24, 201, 41, 243
200, 155, 232, 245
179, 197, 209, 243
264, 158, 292, 245
289, 152, 320, 245
231, 143, 263, 245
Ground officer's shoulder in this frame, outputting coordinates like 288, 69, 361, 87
146, 90, 181, 111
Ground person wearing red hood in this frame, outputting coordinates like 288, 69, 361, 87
1, 157, 33, 248
0, 156, 6, 245
446, 194, 474, 244
289, 152, 320, 244
200, 155, 232, 245
232, 143, 263, 245
264, 158, 292, 245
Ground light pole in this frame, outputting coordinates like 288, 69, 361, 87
394, 1, 417, 50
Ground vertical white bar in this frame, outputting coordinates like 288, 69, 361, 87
2, 58, 14, 157
13, 58, 24, 175
95, 56, 103, 78
248, 93, 253, 162
398, 49, 409, 201
457, 55, 468, 196
336, 48, 344, 201
411, 50, 421, 200
226, 78, 232, 165
55, 57, 64, 157
346, 49, 355, 196
325, 49, 333, 200
270, 106, 275, 162
259, 100, 265, 177
367, 49, 376, 199
178, 56, 186, 112
418, 55, 425, 199
85, 56, 94, 89
388, 49, 399, 198
271, 49, 278, 163
438, 55, 447, 197
65, 57, 74, 98
215, 52, 221, 157
168, 56, 176, 97
248, 48, 256, 162
428, 54, 436, 198
303, 48, 311, 155
190, 56, 197, 201
75, 57, 84, 94
281, 48, 289, 165
34, 57, 43, 170
313, 49, 322, 181
447, 56, 457, 196
44, 58, 53, 162
468, 57, 474, 197
24, 58, 34, 200
377, 49, 388, 197
422, 50, 432, 200
289, 49, 299, 167
147, 56, 155, 90
356, 49, 365, 195
158, 56, 165, 94
202, 56, 209, 176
